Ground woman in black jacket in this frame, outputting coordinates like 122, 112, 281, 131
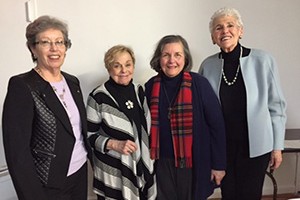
2, 15, 92, 200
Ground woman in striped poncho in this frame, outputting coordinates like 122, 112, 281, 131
86, 45, 156, 200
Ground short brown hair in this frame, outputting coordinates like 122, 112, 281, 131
26, 15, 72, 62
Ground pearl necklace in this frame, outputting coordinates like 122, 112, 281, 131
221, 47, 243, 86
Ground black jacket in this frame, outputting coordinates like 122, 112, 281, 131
2, 69, 92, 200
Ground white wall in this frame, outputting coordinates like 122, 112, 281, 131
1, 0, 300, 199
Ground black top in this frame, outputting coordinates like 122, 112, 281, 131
219, 43, 250, 143
105, 77, 144, 140
158, 72, 183, 158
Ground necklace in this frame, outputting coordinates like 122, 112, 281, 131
35, 67, 68, 109
221, 47, 243, 86
52, 85, 68, 109
162, 84, 178, 119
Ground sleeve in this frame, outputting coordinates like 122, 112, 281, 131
2, 77, 48, 200
86, 93, 110, 154
268, 56, 287, 150
144, 78, 154, 107
198, 76, 227, 170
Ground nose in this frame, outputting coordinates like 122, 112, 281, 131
49, 42, 59, 50
168, 55, 175, 63
120, 65, 127, 72
222, 26, 229, 34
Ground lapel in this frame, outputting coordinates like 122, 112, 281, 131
28, 70, 73, 135
63, 72, 87, 135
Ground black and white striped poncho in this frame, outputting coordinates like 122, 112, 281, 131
86, 81, 156, 200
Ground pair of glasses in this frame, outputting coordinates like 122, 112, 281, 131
35, 40, 66, 48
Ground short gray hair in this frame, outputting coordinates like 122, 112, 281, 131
209, 7, 244, 34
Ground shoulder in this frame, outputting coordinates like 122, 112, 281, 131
145, 76, 156, 86
144, 75, 158, 92
8, 69, 43, 89
247, 49, 277, 71
249, 49, 275, 61
190, 72, 210, 84
89, 83, 107, 97
62, 71, 80, 85
201, 53, 219, 66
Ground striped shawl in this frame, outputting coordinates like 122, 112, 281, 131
86, 82, 156, 200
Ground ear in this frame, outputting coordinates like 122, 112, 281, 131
239, 27, 244, 39
30, 46, 36, 54
211, 35, 216, 45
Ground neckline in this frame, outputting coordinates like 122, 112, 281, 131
221, 46, 243, 86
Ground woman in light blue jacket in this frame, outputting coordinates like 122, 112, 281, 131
199, 7, 287, 200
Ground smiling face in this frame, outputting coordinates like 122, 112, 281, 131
108, 51, 134, 85
160, 42, 185, 78
31, 28, 67, 71
211, 15, 243, 52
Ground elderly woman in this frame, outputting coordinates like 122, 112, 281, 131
199, 7, 287, 200
86, 45, 156, 200
145, 35, 226, 200
2, 16, 92, 200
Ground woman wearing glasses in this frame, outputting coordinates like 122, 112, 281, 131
2, 15, 92, 200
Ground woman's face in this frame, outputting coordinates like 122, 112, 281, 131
31, 28, 67, 70
211, 15, 243, 52
160, 42, 185, 78
108, 51, 134, 85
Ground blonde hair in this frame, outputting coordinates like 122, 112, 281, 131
104, 45, 135, 70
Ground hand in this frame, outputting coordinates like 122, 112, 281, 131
270, 150, 282, 170
211, 170, 225, 186
106, 139, 137, 155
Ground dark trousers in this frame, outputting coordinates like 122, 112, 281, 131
43, 162, 88, 200
155, 158, 193, 200
221, 141, 271, 200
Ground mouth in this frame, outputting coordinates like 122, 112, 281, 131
220, 36, 231, 41
167, 65, 177, 68
48, 55, 60, 60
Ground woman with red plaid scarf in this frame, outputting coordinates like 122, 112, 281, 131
145, 35, 227, 200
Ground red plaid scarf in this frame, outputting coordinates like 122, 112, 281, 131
150, 72, 193, 168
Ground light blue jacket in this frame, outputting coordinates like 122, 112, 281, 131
199, 49, 287, 158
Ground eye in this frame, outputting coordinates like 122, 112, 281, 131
55, 41, 65, 46
214, 26, 222, 31
41, 40, 51, 45
161, 53, 170, 58
227, 24, 234, 28
175, 53, 182, 58
112, 63, 121, 68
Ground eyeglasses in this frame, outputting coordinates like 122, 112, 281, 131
35, 40, 66, 49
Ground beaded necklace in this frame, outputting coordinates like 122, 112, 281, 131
221, 46, 243, 86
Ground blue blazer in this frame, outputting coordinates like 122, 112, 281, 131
199, 48, 287, 157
